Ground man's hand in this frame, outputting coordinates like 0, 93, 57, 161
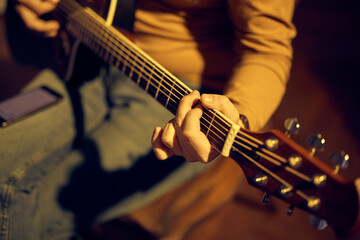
152, 90, 244, 163
15, 0, 60, 37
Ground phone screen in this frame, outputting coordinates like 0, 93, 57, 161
0, 86, 62, 127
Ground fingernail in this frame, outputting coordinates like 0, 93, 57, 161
201, 94, 212, 103
192, 90, 200, 96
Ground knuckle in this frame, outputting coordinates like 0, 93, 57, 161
219, 95, 230, 105
161, 135, 172, 149
179, 95, 188, 107
173, 118, 181, 129
181, 129, 194, 141
161, 129, 174, 148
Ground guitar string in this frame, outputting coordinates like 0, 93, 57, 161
56, 1, 318, 203
57, 0, 197, 105
56, 1, 302, 171
80, 10, 314, 184
56, 1, 234, 134
55, 1, 284, 156
56, 1, 314, 184
59, 3, 280, 167
233, 134, 312, 182
232, 147, 312, 202
56, 0, 230, 152
66, 7, 272, 151
76, 13, 228, 150
71, 8, 235, 146
59, 0, 318, 203
56, 2, 232, 146
92, 2, 313, 187
56, 1, 303, 167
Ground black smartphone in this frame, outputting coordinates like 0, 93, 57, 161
0, 86, 62, 127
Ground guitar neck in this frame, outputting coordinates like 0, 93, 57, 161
58, 0, 234, 154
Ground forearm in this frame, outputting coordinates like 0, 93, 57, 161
224, 55, 290, 130
225, 0, 296, 130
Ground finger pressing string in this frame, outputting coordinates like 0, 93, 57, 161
161, 120, 183, 155
200, 94, 239, 123
175, 90, 200, 128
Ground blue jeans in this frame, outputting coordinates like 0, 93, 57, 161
0, 68, 209, 240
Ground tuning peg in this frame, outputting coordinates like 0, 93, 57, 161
264, 137, 279, 150
287, 205, 295, 216
308, 215, 328, 230
330, 151, 350, 174
254, 173, 268, 187
308, 134, 326, 155
262, 193, 270, 204
284, 118, 300, 137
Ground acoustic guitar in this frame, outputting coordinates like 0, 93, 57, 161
54, 0, 360, 238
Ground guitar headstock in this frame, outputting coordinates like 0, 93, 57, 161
230, 118, 360, 238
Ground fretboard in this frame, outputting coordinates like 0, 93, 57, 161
57, 0, 234, 154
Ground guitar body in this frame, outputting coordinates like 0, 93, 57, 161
54, 0, 110, 83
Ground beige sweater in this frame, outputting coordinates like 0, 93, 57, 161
133, 0, 296, 130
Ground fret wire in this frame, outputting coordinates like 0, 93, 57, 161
154, 72, 164, 100
60, 1, 315, 187
136, 62, 144, 86
76, 14, 230, 149
75, 22, 228, 150
71, 14, 154, 94
87, 15, 187, 102
144, 62, 153, 92
60, 2, 184, 113
73, 8, 233, 144
70, 11, 183, 103
165, 79, 175, 109
205, 112, 216, 137
60, 1, 294, 168
57, 1, 231, 151
68, 13, 181, 114
201, 125, 224, 152
204, 109, 231, 138
70, 7, 233, 137
72, 15, 231, 146
59, 2, 248, 158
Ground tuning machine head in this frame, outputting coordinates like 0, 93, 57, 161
308, 134, 326, 155
330, 151, 350, 174
262, 193, 270, 204
284, 118, 300, 137
309, 215, 328, 230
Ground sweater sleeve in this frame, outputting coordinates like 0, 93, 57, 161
224, 0, 296, 130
